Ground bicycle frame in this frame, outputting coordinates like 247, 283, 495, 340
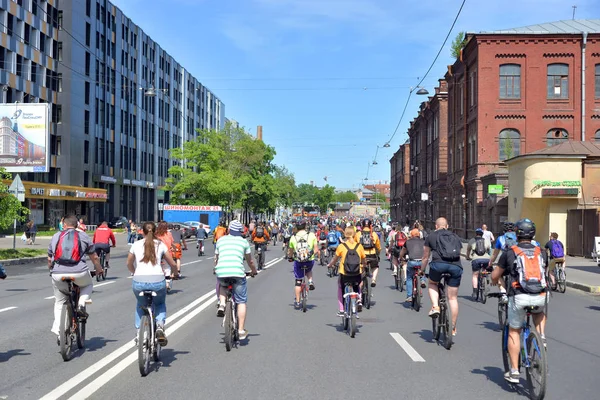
140, 292, 157, 354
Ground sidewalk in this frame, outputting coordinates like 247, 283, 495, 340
460, 243, 600, 294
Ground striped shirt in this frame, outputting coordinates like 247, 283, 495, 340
214, 235, 251, 278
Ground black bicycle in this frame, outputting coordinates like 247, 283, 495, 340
96, 249, 108, 282
341, 281, 359, 338
137, 288, 163, 376
547, 260, 566, 294
197, 239, 205, 256
488, 292, 508, 329
362, 261, 372, 310
411, 263, 423, 312
432, 273, 453, 350
58, 277, 88, 361
255, 243, 266, 270
395, 262, 405, 292
477, 267, 491, 304
222, 272, 252, 351
327, 247, 338, 277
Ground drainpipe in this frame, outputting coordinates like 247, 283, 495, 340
582, 31, 588, 141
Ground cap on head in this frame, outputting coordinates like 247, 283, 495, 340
228, 220, 243, 232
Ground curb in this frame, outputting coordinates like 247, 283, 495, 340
0, 256, 47, 266
566, 280, 600, 294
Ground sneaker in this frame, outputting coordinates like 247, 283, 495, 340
155, 327, 168, 346
500, 294, 509, 305
371, 281, 377, 288
309, 281, 315, 291
420, 279, 427, 288
391, 270, 397, 276
216, 304, 225, 317
472, 288, 478, 300
77, 305, 89, 319
504, 370, 520, 384
541, 335, 547, 349
238, 329, 248, 340
428, 306, 440, 318
357, 301, 363, 312
336, 310, 345, 317
405, 297, 413, 303
294, 301, 300, 309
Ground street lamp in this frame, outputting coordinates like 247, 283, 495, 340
382, 86, 429, 148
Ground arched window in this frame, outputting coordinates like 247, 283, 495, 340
546, 129, 568, 147
594, 129, 600, 143
499, 129, 521, 161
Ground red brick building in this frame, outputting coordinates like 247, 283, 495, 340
390, 141, 410, 223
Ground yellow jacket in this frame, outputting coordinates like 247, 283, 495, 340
354, 228, 381, 256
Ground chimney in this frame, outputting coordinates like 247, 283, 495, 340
257, 125, 263, 141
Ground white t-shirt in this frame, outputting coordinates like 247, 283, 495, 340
130, 238, 168, 283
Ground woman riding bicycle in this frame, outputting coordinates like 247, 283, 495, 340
127, 221, 178, 347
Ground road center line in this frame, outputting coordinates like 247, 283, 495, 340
390, 333, 425, 362
0, 306, 17, 313
93, 281, 115, 289
44, 296, 55, 300
181, 259, 204, 266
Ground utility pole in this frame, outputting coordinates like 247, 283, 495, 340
572, 5, 577, 20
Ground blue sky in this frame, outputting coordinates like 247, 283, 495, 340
115, 0, 597, 190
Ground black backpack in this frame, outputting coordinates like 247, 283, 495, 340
436, 230, 462, 262
342, 243, 361, 276
359, 231, 374, 249
319, 231, 327, 241
474, 237, 486, 256
255, 226, 264, 238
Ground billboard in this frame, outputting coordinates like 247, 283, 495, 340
0, 103, 49, 172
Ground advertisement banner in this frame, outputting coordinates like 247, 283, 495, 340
164, 205, 222, 211
0, 103, 49, 172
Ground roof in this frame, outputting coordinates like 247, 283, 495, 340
505, 141, 600, 163
480, 19, 600, 35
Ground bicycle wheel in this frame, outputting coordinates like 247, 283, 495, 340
363, 277, 371, 309
398, 270, 404, 292
224, 302, 233, 352
443, 303, 453, 350
481, 277, 488, 304
413, 278, 421, 312
102, 265, 107, 281
152, 320, 162, 362
558, 268, 566, 293
138, 314, 151, 376
498, 302, 507, 328
350, 299, 357, 338
76, 315, 86, 350
432, 314, 440, 341
96, 271, 101, 282
260, 250, 265, 269
526, 329, 547, 400
501, 324, 510, 373
59, 304, 73, 362
302, 284, 308, 313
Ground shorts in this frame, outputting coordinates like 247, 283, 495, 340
508, 293, 547, 329
471, 258, 490, 272
284, 236, 291, 244
365, 254, 379, 269
95, 242, 111, 256
170, 243, 182, 260
217, 276, 248, 304
548, 258, 565, 271
339, 273, 362, 291
294, 260, 314, 279
429, 262, 463, 287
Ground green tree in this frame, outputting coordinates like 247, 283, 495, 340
313, 184, 335, 212
450, 31, 466, 59
294, 183, 318, 204
334, 191, 358, 203
272, 166, 296, 208
371, 193, 388, 204
0, 168, 30, 229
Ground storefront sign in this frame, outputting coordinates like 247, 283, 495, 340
488, 184, 504, 194
100, 175, 117, 183
164, 205, 222, 211
30, 186, 107, 200
532, 180, 581, 187
541, 188, 579, 197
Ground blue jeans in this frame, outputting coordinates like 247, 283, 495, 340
132, 280, 167, 329
406, 260, 425, 298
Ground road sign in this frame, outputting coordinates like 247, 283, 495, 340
488, 184, 504, 194
9, 174, 26, 202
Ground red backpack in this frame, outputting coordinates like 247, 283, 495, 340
395, 231, 408, 248
54, 229, 83, 265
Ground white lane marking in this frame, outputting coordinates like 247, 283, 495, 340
263, 257, 284, 269
40, 290, 216, 400
68, 297, 218, 400
181, 259, 203, 266
93, 281, 115, 289
45, 296, 55, 300
207, 256, 214, 259
389, 333, 426, 362
0, 306, 17, 313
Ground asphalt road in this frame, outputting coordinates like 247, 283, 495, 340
1, 239, 599, 400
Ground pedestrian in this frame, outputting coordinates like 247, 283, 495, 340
25, 220, 34, 245
126, 219, 133, 245
482, 224, 495, 255
77, 218, 87, 232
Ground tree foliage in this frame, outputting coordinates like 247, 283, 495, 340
450, 31, 466, 59
0, 168, 30, 229
334, 191, 359, 203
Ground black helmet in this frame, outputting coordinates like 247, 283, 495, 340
503, 221, 514, 232
515, 218, 536, 240
362, 218, 372, 228
297, 219, 307, 230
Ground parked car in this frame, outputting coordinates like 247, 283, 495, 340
173, 222, 196, 238
184, 221, 211, 236
108, 216, 128, 229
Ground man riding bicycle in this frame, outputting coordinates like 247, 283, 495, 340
196, 223, 208, 254
288, 220, 319, 308
93, 221, 116, 268
466, 228, 491, 300
544, 232, 565, 288
354, 219, 381, 287
251, 222, 270, 270
489, 221, 518, 304
400, 229, 426, 303
48, 215, 102, 340
492, 218, 549, 383
215, 220, 257, 340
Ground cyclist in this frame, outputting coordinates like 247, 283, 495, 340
544, 232, 565, 288
354, 219, 382, 287
466, 228, 491, 299
170, 224, 186, 279
155, 221, 175, 279
400, 229, 426, 303
422, 217, 463, 335
213, 219, 228, 245
127, 221, 178, 346
272, 222, 280, 245
48, 215, 102, 340
326, 226, 342, 272
390, 226, 408, 278
327, 225, 366, 315
196, 223, 208, 255
489, 221, 518, 304
288, 220, 319, 308
214, 220, 257, 340
251, 222, 270, 270
316, 225, 329, 260
491, 218, 548, 383
282, 223, 293, 251
92, 221, 116, 268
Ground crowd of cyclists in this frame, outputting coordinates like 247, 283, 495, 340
46, 211, 564, 396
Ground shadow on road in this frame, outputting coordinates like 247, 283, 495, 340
166, 289, 183, 295
471, 366, 523, 396
0, 348, 31, 362
4, 288, 29, 292
412, 329, 435, 343
156, 349, 190, 369
239, 334, 260, 347
85, 337, 118, 352
477, 321, 502, 332
587, 305, 600, 311
288, 303, 318, 311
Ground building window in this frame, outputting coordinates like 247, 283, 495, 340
460, 84, 464, 115
86, 0, 91, 17
58, 11, 63, 29
499, 129, 520, 161
499, 64, 521, 99
84, 140, 89, 163
546, 129, 568, 147
85, 23, 91, 46
547, 63, 569, 99
595, 130, 600, 143
84, 110, 90, 134
595, 64, 600, 99
57, 42, 63, 61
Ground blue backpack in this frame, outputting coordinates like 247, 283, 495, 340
327, 231, 338, 244
502, 232, 518, 250
550, 239, 564, 258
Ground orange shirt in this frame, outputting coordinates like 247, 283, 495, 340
251, 228, 270, 243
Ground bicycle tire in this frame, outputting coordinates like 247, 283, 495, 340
350, 300, 357, 338
501, 324, 510, 373
302, 284, 308, 313
558, 268, 566, 293
152, 340, 161, 362
59, 304, 73, 362
481, 278, 488, 304
260, 250, 265, 269
364, 278, 371, 309
96, 273, 100, 282
398, 271, 404, 292
198, 246, 202, 257
138, 314, 151, 376
102, 266, 107, 281
526, 329, 547, 400
443, 303, 453, 350
76, 315, 85, 350
432, 315, 440, 341
225, 302, 233, 352
413, 279, 421, 312
498, 302, 507, 328
395, 272, 400, 290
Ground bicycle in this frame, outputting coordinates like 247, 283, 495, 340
299, 266, 311, 313
327, 248, 338, 277
137, 289, 163, 376
341, 281, 360, 338
254, 243, 266, 270
477, 267, 491, 304
222, 272, 252, 351
395, 261, 405, 292
96, 249, 108, 282
58, 277, 90, 362
488, 292, 509, 329
319, 245, 327, 266
361, 261, 373, 310
410, 263, 423, 312
500, 303, 547, 400
547, 261, 566, 294
197, 238, 204, 256
431, 273, 453, 350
